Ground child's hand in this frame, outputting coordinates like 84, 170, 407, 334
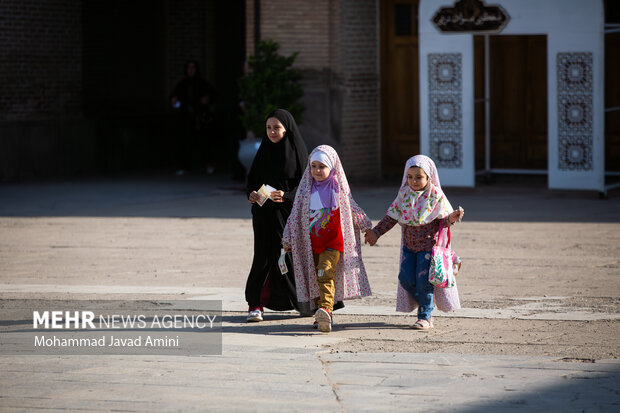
270, 190, 285, 203
449, 207, 464, 224
283, 243, 292, 253
364, 229, 377, 246
248, 191, 259, 204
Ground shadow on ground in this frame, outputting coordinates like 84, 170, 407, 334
223, 314, 402, 337
1, 173, 618, 222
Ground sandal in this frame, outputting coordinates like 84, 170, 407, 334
412, 318, 433, 330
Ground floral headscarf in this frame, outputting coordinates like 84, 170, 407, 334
283, 145, 372, 303
387, 155, 453, 226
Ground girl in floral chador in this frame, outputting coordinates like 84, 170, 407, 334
365, 155, 464, 330
283, 145, 372, 332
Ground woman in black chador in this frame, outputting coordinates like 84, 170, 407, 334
245, 109, 308, 322
170, 60, 217, 174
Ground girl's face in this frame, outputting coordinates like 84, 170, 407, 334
407, 166, 428, 191
266, 117, 286, 143
311, 161, 330, 182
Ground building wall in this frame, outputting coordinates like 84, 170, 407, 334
0, 0, 87, 181
258, 0, 336, 155
259, 1, 330, 70
165, 0, 212, 94
419, 0, 605, 191
0, 0, 241, 181
0, 0, 82, 121
337, 0, 380, 179
245, 0, 380, 179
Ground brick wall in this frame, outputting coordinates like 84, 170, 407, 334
259, 0, 330, 70
165, 0, 211, 94
245, 0, 330, 69
0, 0, 246, 181
246, 0, 255, 58
244, 0, 380, 179
259, 1, 338, 152
0, 0, 82, 121
337, 0, 380, 179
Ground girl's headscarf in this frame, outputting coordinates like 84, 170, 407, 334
310, 150, 339, 210
386, 155, 453, 226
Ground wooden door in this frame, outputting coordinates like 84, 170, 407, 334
490, 35, 548, 170
474, 35, 548, 170
380, 0, 419, 175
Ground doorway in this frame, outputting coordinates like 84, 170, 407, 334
474, 35, 548, 173
380, 0, 420, 175
604, 0, 620, 173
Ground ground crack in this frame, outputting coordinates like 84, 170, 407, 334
317, 353, 346, 412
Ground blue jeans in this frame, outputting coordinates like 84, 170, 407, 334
398, 247, 434, 320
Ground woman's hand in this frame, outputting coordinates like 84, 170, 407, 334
248, 191, 259, 204
283, 243, 292, 253
270, 190, 285, 203
364, 229, 378, 246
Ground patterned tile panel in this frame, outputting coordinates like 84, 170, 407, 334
557, 52, 593, 171
428, 53, 462, 168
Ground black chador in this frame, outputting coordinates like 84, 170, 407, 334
245, 109, 308, 312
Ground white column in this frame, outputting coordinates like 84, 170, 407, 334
546, 21, 605, 192
419, 0, 474, 187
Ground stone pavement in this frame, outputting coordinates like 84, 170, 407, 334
1, 174, 619, 412
1, 351, 618, 412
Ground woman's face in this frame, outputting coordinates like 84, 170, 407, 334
266, 117, 286, 143
311, 161, 330, 182
407, 166, 428, 191
186, 62, 197, 78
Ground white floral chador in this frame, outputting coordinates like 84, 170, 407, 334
283, 145, 372, 304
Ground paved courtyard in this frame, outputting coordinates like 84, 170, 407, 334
1, 175, 619, 411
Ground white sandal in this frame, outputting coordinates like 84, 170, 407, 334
412, 318, 433, 330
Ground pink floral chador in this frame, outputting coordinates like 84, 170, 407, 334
283, 145, 373, 304
391, 155, 461, 313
